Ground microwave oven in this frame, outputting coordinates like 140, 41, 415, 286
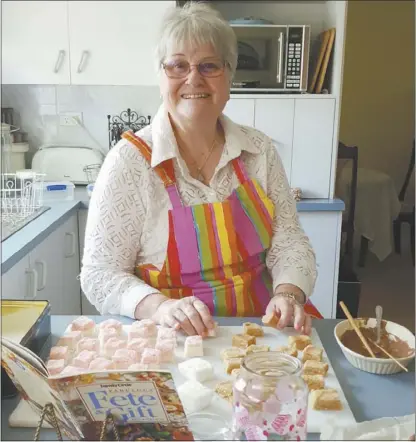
230, 24, 311, 92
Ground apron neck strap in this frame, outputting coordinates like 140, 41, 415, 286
232, 157, 249, 184
121, 130, 183, 208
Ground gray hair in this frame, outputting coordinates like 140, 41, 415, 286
154, 1, 238, 79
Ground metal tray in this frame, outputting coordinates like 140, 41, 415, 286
1, 300, 51, 398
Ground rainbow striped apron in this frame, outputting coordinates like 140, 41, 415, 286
123, 130, 322, 318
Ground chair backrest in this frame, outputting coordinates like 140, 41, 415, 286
337, 141, 358, 231
398, 139, 415, 202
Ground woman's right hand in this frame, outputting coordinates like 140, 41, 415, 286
152, 296, 214, 337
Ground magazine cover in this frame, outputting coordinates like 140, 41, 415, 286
1, 338, 194, 441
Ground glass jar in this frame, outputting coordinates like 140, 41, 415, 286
232, 352, 308, 441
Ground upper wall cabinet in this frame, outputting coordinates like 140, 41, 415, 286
2, 1, 71, 84
2, 1, 176, 85
68, 1, 175, 85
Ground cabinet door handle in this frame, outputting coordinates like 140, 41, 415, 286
77, 50, 90, 73
25, 269, 38, 299
65, 232, 76, 257
53, 50, 66, 73
35, 260, 47, 291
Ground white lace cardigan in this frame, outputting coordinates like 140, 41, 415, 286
80, 105, 317, 318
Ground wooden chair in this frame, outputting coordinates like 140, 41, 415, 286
393, 140, 415, 265
337, 142, 358, 270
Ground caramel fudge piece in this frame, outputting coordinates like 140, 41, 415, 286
302, 345, 323, 362
262, 312, 280, 328
230, 368, 241, 378
303, 360, 329, 377
215, 381, 233, 402
224, 357, 243, 375
288, 335, 312, 351
246, 344, 270, 355
302, 374, 325, 391
232, 334, 256, 349
243, 322, 264, 337
310, 389, 343, 410
275, 345, 298, 358
221, 347, 246, 361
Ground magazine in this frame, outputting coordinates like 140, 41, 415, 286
1, 337, 194, 441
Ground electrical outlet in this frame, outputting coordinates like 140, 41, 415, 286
59, 112, 83, 126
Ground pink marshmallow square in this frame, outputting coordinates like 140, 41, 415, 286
157, 327, 176, 342
49, 346, 69, 363
127, 338, 152, 356
155, 340, 175, 362
103, 337, 126, 358
128, 363, 144, 370
71, 316, 96, 336
98, 319, 123, 334
60, 365, 86, 376
141, 348, 161, 365
89, 357, 115, 371
73, 350, 98, 369
47, 359, 65, 375
131, 319, 157, 337
77, 337, 99, 353
112, 349, 139, 369
58, 331, 82, 351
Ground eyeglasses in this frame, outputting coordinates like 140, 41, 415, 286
162, 59, 226, 79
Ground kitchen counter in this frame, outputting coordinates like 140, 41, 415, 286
1, 184, 344, 274
1, 316, 414, 441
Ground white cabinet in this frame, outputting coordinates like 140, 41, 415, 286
68, 1, 175, 85
223, 99, 255, 127
61, 215, 82, 314
291, 99, 336, 198
299, 211, 342, 319
1, 256, 31, 300
2, 0, 175, 85
1, 214, 82, 314
2, 1, 70, 85
254, 99, 295, 183
78, 209, 99, 315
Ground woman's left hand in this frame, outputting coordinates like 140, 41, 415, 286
265, 284, 312, 335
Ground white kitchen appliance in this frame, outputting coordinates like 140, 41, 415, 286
31, 145, 105, 185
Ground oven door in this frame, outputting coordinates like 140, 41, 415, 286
231, 25, 287, 90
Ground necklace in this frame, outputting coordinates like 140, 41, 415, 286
178, 135, 217, 182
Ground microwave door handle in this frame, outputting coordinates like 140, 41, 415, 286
276, 32, 284, 83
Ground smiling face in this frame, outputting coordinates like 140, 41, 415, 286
159, 43, 230, 125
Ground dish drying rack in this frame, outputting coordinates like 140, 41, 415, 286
83, 164, 101, 184
1, 172, 45, 227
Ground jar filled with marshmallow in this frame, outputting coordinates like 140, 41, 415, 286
232, 352, 308, 441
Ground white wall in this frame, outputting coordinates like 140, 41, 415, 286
1, 85, 162, 167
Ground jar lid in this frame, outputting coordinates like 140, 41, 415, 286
187, 412, 232, 441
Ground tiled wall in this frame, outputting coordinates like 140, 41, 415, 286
1, 85, 162, 167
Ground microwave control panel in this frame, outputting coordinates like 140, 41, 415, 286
285, 27, 303, 90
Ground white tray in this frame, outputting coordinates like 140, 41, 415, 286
10, 325, 356, 434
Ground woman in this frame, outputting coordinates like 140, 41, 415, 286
81, 2, 321, 336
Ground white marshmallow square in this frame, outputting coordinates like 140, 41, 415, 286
184, 335, 203, 358
178, 358, 213, 382
178, 380, 213, 414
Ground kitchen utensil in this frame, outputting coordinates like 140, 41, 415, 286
368, 338, 409, 372
375, 305, 383, 344
339, 301, 376, 358
315, 28, 335, 94
308, 29, 330, 93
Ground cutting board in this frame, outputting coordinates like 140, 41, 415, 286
10, 325, 356, 434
